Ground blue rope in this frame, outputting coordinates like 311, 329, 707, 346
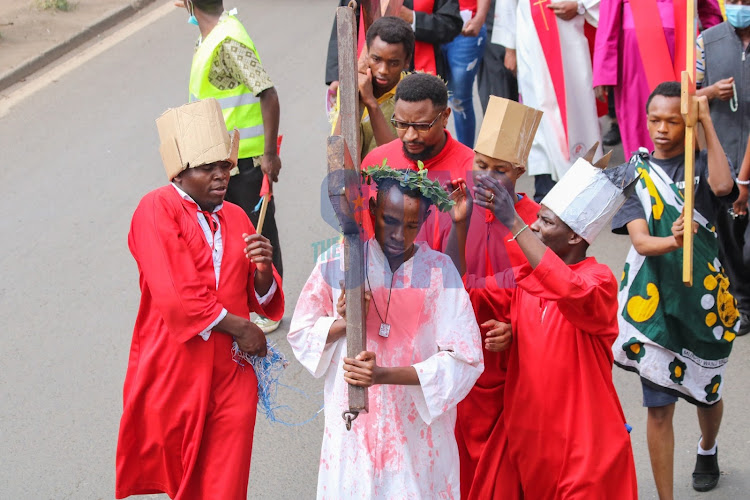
232, 341, 323, 426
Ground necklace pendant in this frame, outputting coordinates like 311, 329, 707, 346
378, 323, 391, 338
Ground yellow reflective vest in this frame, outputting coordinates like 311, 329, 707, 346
189, 15, 264, 159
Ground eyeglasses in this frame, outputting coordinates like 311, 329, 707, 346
390, 110, 444, 132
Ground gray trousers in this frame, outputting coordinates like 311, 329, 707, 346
716, 208, 750, 314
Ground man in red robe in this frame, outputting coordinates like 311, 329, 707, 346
444, 97, 542, 500
115, 99, 284, 500
448, 151, 638, 498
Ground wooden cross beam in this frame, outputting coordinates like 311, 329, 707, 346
328, 4, 367, 431
681, 0, 697, 287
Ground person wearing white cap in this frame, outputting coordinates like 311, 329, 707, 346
447, 148, 638, 499
115, 99, 284, 500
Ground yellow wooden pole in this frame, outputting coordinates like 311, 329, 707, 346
681, 0, 696, 287
256, 194, 270, 235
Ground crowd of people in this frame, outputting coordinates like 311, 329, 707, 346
113, 0, 748, 499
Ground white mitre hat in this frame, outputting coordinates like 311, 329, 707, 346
156, 98, 239, 180
541, 143, 636, 244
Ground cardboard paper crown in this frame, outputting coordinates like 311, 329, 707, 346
541, 143, 637, 245
474, 96, 543, 166
156, 98, 240, 180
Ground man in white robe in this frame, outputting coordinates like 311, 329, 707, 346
494, 0, 602, 200
288, 169, 483, 499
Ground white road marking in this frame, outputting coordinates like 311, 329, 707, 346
0, 1, 175, 118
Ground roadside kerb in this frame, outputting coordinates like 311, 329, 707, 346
0, 0, 157, 92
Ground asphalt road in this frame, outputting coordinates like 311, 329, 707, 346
0, 1, 748, 499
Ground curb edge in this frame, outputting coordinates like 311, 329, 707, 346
0, 0, 157, 93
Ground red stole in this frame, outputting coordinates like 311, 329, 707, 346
629, 0, 692, 91
530, 0, 569, 155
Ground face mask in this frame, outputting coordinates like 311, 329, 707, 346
186, 1, 199, 26
726, 4, 750, 29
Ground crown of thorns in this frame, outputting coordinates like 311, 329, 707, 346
362, 159, 455, 212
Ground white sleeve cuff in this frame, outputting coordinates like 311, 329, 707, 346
254, 273, 278, 306
199, 308, 227, 341
292, 316, 342, 378
411, 14, 416, 31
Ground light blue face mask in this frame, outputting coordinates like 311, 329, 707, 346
726, 4, 750, 29
186, 1, 199, 26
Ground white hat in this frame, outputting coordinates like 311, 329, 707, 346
541, 143, 636, 244
156, 98, 239, 180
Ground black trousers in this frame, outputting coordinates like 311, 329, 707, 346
716, 208, 750, 314
477, 13, 519, 113
225, 157, 283, 277
477, 42, 519, 112
533, 174, 557, 203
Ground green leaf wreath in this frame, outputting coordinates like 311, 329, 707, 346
361, 159, 455, 213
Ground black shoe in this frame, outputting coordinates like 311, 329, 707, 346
603, 123, 621, 146
738, 312, 750, 336
692, 449, 720, 492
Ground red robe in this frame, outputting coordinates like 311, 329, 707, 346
360, 132, 475, 239
450, 197, 538, 500
116, 185, 284, 500
466, 250, 637, 499
406, 193, 539, 499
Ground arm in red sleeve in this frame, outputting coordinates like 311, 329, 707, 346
462, 269, 517, 324
128, 194, 225, 343
516, 249, 619, 335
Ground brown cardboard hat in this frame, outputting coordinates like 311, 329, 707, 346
474, 96, 543, 166
156, 98, 240, 180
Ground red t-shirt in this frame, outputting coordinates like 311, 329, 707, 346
360, 131, 475, 239
459, 0, 477, 14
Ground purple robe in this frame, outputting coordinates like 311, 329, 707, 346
593, 0, 722, 158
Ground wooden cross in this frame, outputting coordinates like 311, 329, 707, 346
327, 0, 407, 431
681, 0, 697, 286
327, 3, 367, 432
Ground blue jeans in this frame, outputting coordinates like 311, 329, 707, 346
442, 25, 487, 147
